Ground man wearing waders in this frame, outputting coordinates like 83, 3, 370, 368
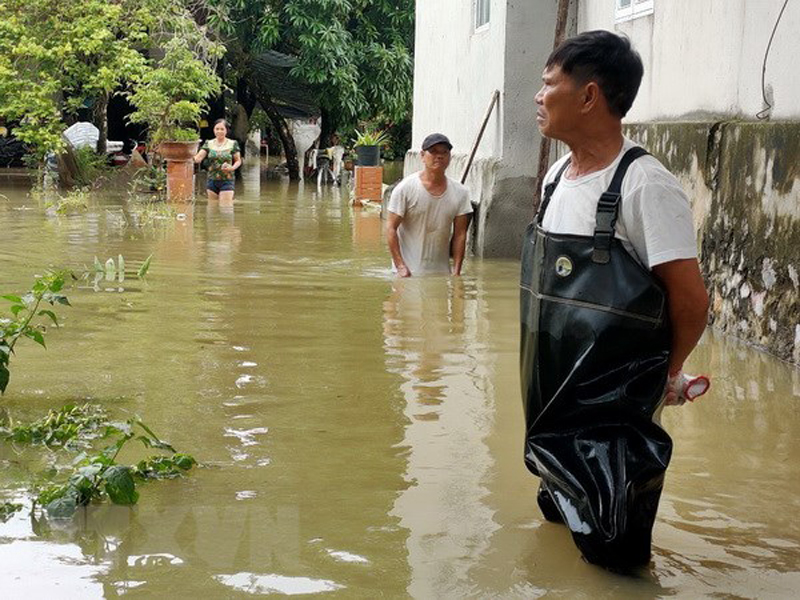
520, 31, 709, 569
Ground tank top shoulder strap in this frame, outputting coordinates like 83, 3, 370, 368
536, 158, 571, 225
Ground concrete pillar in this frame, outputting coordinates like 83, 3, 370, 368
160, 141, 200, 202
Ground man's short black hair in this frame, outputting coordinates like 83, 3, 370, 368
546, 30, 643, 118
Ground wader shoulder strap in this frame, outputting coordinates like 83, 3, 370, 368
536, 158, 571, 225
592, 146, 650, 264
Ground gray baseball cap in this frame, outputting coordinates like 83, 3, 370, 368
421, 133, 453, 151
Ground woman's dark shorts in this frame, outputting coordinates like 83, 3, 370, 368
207, 179, 235, 194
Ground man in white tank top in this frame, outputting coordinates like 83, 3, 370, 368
386, 133, 473, 276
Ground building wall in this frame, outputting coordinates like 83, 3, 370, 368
625, 121, 800, 364
412, 0, 506, 158
580, 0, 800, 121
411, 0, 565, 257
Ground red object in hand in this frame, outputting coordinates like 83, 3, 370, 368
682, 374, 710, 401
664, 372, 711, 406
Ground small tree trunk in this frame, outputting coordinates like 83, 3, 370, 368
93, 93, 109, 155
247, 65, 299, 179
262, 98, 299, 180
320, 107, 337, 148
232, 103, 249, 159
57, 143, 79, 188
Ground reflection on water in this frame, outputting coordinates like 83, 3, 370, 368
384, 276, 497, 599
1, 164, 799, 598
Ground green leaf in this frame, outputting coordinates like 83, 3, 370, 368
25, 329, 46, 348
0, 364, 9, 395
136, 420, 175, 452
46, 495, 77, 519
136, 434, 176, 453
10, 305, 25, 317
94, 256, 103, 273
105, 258, 116, 280
54, 295, 71, 306
118, 255, 125, 282
137, 254, 153, 279
103, 465, 139, 505
48, 276, 65, 293
38, 310, 59, 326
0, 502, 23, 523
173, 453, 196, 470
105, 421, 133, 437
1, 295, 23, 304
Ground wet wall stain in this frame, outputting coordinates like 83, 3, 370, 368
627, 121, 800, 365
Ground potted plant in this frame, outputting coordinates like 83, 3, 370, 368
354, 129, 389, 167
127, 35, 222, 200
128, 37, 221, 154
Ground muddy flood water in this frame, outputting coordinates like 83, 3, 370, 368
1, 163, 800, 599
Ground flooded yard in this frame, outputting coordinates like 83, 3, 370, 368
1, 164, 799, 598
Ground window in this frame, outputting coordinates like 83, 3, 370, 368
475, 0, 490, 31
615, 0, 653, 23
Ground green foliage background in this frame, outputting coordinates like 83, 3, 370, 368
0, 0, 415, 162
210, 0, 413, 130
0, 0, 222, 158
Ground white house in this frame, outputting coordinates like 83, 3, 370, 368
411, 0, 800, 363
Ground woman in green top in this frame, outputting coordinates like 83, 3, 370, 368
194, 119, 242, 204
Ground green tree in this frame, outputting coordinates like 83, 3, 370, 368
127, 22, 224, 145
0, 0, 221, 162
209, 0, 414, 179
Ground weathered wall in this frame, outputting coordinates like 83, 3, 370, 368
626, 121, 800, 364
580, 0, 800, 121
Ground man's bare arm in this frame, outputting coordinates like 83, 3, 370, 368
451, 214, 471, 275
652, 258, 710, 375
386, 212, 411, 277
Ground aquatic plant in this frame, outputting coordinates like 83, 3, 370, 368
43, 188, 91, 215
130, 163, 168, 196
2, 403, 196, 518
0, 271, 71, 394
2, 259, 154, 393
0, 502, 23, 522
132, 199, 177, 228
1, 403, 108, 449
85, 254, 152, 285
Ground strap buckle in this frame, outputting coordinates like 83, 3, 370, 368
592, 192, 620, 264
592, 234, 613, 264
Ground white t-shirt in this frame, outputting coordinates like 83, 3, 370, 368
541, 138, 697, 269
387, 173, 473, 274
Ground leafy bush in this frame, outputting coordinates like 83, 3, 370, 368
73, 146, 108, 187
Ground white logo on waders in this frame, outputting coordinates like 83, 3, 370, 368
555, 256, 573, 277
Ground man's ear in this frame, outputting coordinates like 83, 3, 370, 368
581, 81, 601, 114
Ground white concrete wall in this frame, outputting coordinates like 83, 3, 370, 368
579, 0, 800, 120
500, 0, 560, 178
412, 0, 506, 161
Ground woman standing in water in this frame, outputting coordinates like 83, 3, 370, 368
194, 119, 241, 205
